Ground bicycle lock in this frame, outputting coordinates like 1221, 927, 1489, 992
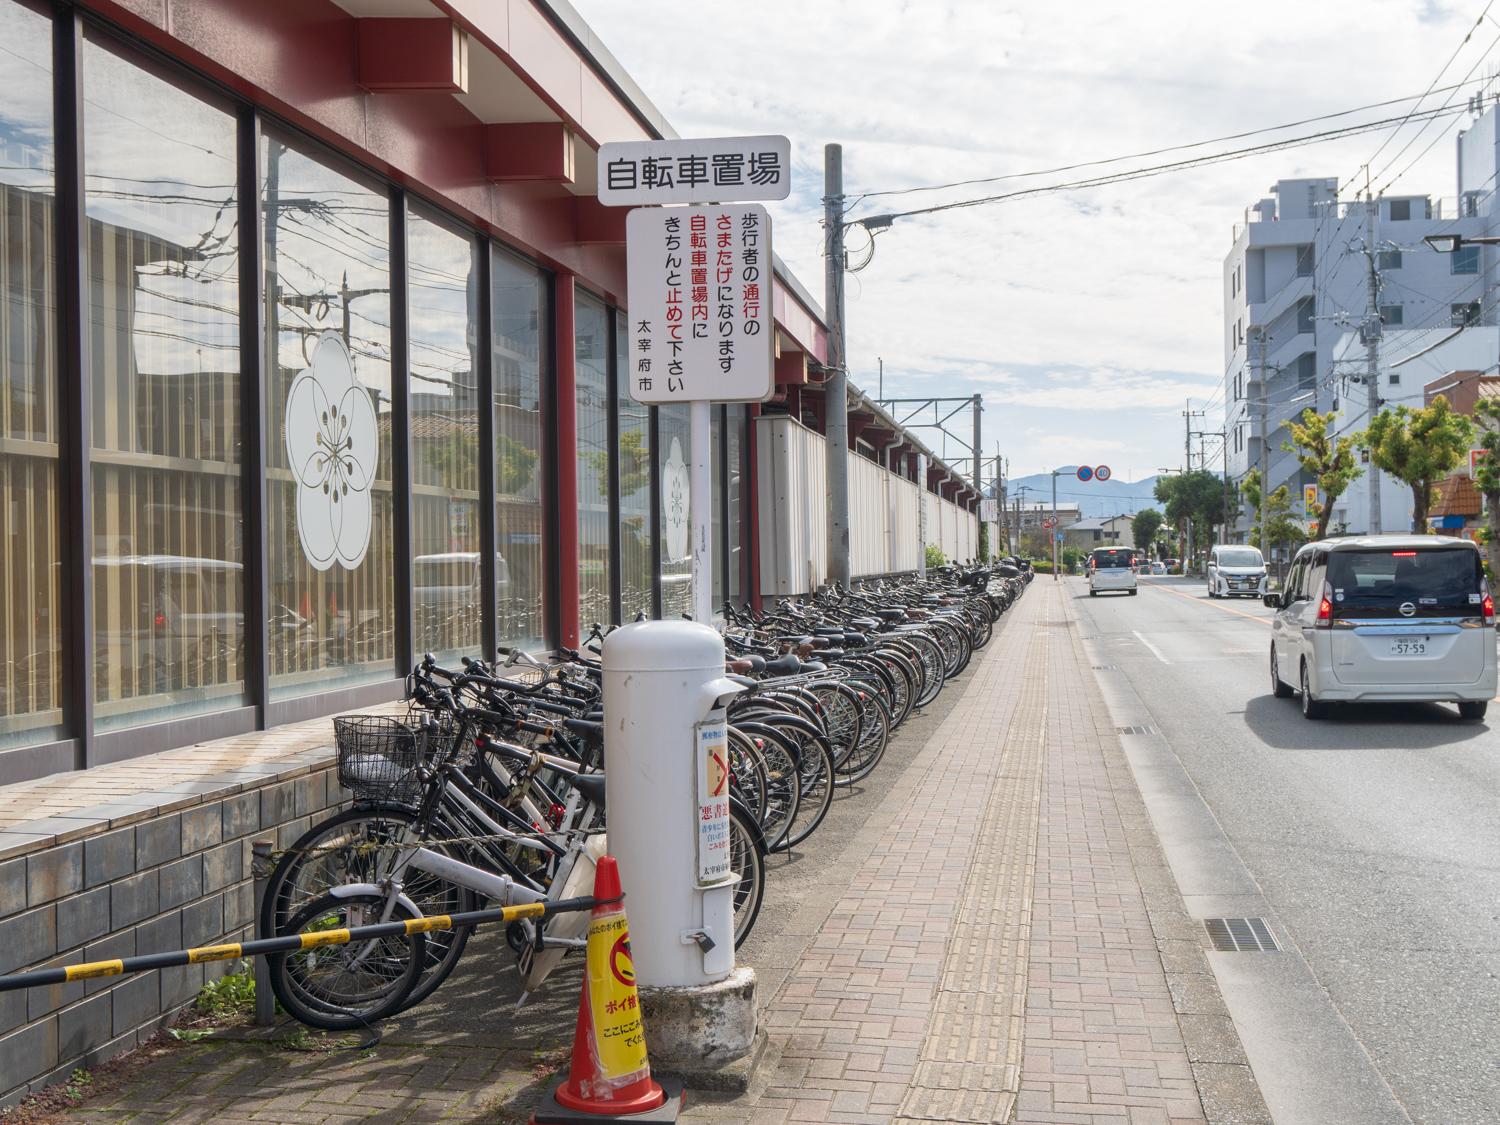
0, 896, 609, 993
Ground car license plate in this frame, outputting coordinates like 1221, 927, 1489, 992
1389, 638, 1427, 656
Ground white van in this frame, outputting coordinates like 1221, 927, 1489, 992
1207, 544, 1268, 599
1266, 535, 1497, 720
1088, 546, 1138, 596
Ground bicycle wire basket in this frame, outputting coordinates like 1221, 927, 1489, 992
335, 712, 458, 804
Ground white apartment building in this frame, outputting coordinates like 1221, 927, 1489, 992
1221, 102, 1500, 538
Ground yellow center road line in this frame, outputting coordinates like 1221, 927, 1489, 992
1140, 580, 1271, 626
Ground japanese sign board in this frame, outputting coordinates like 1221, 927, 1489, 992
1303, 484, 1319, 510
980, 498, 998, 522
599, 135, 791, 206
625, 204, 775, 404
694, 718, 731, 887
584, 912, 649, 1081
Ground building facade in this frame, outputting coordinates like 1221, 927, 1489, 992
0, 0, 981, 785
1221, 162, 1492, 538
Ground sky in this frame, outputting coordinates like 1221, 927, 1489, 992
574, 0, 1499, 478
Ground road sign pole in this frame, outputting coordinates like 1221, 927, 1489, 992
1051, 469, 1059, 581
691, 398, 713, 623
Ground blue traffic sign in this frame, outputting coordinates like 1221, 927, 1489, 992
1076, 465, 1094, 482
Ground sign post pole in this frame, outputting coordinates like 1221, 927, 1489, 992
691, 398, 713, 622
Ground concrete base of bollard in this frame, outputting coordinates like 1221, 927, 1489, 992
639, 966, 758, 1074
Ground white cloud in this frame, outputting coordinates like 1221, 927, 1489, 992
575, 0, 1482, 473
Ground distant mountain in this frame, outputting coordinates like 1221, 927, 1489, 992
1001, 467, 1162, 520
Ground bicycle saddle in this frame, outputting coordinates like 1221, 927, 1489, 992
563, 717, 604, 742
876, 608, 905, 622
765, 654, 804, 676
571, 772, 607, 807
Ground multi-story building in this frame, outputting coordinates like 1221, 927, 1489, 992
1221, 156, 1492, 538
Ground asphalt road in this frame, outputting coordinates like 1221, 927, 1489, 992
1074, 574, 1500, 1125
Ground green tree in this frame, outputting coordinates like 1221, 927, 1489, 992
1241, 467, 1307, 557
1154, 470, 1229, 564
1061, 545, 1082, 574
1282, 408, 1363, 540
1131, 509, 1164, 557
1472, 400, 1500, 577
1364, 395, 1474, 532
584, 429, 648, 500
924, 544, 946, 569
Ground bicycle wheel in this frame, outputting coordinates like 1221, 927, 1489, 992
729, 807, 766, 948
259, 804, 474, 1013
838, 682, 890, 785
733, 721, 801, 849
775, 724, 834, 850
268, 890, 425, 1030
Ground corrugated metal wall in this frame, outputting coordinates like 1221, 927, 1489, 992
757, 415, 980, 593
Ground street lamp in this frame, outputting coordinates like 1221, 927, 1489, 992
1423, 233, 1500, 253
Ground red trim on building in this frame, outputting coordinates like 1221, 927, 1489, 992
554, 273, 580, 649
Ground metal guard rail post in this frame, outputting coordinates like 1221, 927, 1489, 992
0, 895, 615, 992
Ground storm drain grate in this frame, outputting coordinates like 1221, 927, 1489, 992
1205, 917, 1280, 952
1092, 664, 1119, 670
1114, 724, 1157, 736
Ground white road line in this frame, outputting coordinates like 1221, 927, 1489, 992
1131, 630, 1170, 665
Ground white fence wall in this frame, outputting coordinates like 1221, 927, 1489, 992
756, 415, 981, 593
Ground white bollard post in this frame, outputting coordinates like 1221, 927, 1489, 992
602, 620, 758, 1071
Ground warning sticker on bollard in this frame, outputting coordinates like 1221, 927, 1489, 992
695, 718, 731, 886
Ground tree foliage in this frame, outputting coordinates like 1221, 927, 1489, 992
1364, 395, 1474, 533
1473, 399, 1500, 577
1154, 470, 1230, 560
1282, 409, 1363, 541
1240, 467, 1307, 555
1131, 509, 1164, 556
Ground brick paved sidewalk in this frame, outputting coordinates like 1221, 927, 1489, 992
688, 581, 1265, 1125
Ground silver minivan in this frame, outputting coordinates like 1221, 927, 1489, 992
1207, 544, 1267, 599
1264, 535, 1496, 720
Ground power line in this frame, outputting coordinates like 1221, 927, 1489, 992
850, 80, 1492, 206
851, 105, 1467, 225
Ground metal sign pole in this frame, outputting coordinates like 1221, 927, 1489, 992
691, 399, 713, 622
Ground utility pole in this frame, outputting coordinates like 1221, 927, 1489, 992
824, 143, 851, 586
1363, 192, 1384, 535
1255, 327, 1270, 564
1050, 469, 1059, 580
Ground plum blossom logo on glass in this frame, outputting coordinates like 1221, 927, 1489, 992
285, 332, 378, 571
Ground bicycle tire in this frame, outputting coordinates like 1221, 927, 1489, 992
268, 890, 425, 1030
259, 803, 475, 1013
730, 806, 766, 948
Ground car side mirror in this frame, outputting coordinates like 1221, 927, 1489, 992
1262, 593, 1281, 609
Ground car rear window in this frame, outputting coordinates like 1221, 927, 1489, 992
1092, 549, 1133, 569
1214, 548, 1263, 568
1326, 547, 1483, 617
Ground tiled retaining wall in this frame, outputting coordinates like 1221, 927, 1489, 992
0, 750, 344, 1105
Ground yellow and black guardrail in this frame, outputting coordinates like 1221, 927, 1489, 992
0, 895, 610, 993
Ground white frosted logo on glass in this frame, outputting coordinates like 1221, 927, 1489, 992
285, 332, 378, 571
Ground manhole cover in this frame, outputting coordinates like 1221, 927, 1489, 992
1114, 724, 1156, 736
1205, 917, 1279, 952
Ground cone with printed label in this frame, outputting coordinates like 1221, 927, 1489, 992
531, 855, 682, 1124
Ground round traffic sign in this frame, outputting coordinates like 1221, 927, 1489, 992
1076, 465, 1094, 482
1095, 464, 1112, 481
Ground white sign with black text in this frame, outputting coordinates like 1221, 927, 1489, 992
625, 204, 775, 404
598, 135, 790, 206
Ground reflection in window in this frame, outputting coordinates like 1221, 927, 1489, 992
263, 130, 394, 698
575, 292, 611, 628
616, 311, 652, 621
658, 404, 692, 618
0, 1, 62, 749
491, 248, 546, 651
407, 210, 478, 663
84, 33, 246, 729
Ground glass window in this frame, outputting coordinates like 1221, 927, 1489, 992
263, 129, 394, 699
1377, 249, 1402, 270
84, 33, 245, 730
1296, 352, 1316, 388
1295, 297, 1314, 333
1380, 304, 1403, 326
491, 248, 546, 651
407, 208, 479, 664
1388, 199, 1411, 221
658, 403, 692, 618
575, 291, 611, 629
1296, 244, 1314, 276
616, 311, 652, 621
1453, 245, 1479, 274
0, 1, 62, 750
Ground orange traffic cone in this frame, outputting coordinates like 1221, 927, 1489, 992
531, 855, 683, 1124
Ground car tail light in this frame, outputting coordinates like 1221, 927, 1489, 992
1315, 582, 1333, 628
1485, 588, 1495, 624
1391, 551, 1417, 557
